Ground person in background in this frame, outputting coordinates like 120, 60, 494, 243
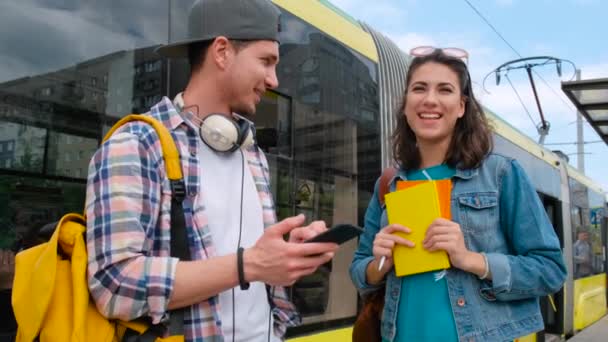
573, 230, 593, 278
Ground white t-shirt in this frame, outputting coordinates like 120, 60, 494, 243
189, 119, 279, 342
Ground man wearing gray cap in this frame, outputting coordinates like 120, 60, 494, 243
85, 0, 338, 341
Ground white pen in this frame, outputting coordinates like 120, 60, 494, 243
378, 256, 386, 271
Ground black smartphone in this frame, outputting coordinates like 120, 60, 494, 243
304, 224, 364, 245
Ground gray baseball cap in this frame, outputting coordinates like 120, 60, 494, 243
155, 0, 281, 58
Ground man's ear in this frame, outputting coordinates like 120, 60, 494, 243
210, 36, 232, 70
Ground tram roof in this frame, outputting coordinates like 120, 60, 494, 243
562, 77, 608, 146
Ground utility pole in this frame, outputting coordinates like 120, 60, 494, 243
575, 69, 585, 173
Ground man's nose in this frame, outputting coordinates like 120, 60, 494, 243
266, 67, 279, 89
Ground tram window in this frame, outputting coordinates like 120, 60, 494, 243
254, 91, 292, 158
571, 206, 582, 230
272, 8, 380, 331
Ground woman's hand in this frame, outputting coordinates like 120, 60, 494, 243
366, 224, 414, 284
423, 218, 488, 278
422, 218, 470, 268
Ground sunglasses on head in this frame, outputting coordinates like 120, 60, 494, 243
409, 46, 469, 64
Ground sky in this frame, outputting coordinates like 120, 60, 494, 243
329, 0, 608, 192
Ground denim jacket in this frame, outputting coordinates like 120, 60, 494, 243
350, 153, 567, 342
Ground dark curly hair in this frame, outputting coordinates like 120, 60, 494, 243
392, 50, 493, 171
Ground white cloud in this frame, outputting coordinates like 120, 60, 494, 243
330, 0, 409, 21
388, 32, 438, 53
482, 74, 577, 130
385, 30, 501, 71
581, 62, 608, 79
481, 61, 608, 190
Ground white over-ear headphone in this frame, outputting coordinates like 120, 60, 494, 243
174, 93, 255, 153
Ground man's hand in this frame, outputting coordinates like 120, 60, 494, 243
287, 217, 328, 243
245, 214, 338, 286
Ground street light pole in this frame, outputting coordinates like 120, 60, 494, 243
575, 69, 585, 173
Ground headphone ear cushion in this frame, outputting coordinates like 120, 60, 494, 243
235, 117, 255, 150
241, 127, 255, 150
200, 114, 240, 152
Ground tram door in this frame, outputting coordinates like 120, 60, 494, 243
539, 194, 565, 339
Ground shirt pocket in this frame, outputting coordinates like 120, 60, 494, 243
456, 192, 499, 248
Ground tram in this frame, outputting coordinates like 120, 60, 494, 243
0, 1, 605, 341
263, 1, 608, 341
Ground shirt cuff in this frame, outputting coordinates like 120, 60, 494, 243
146, 256, 179, 324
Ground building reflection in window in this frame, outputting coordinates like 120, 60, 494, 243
275, 11, 380, 325
0, 2, 169, 336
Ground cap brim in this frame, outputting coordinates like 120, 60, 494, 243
155, 37, 213, 58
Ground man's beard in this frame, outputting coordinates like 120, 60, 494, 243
231, 102, 256, 118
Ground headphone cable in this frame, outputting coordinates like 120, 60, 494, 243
232, 149, 245, 342
231, 148, 273, 342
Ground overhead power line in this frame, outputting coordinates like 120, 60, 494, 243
462, 0, 576, 112
544, 140, 603, 146
505, 74, 537, 128
462, 0, 521, 58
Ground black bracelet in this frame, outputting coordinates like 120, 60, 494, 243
237, 247, 250, 290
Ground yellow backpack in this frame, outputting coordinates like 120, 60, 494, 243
12, 115, 188, 342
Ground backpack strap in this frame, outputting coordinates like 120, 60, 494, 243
377, 167, 397, 206
104, 114, 189, 339
103, 114, 183, 181
352, 167, 397, 342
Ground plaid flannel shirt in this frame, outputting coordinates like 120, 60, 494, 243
85, 97, 300, 341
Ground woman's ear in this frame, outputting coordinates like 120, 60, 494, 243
458, 96, 467, 118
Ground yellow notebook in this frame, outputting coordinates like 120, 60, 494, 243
385, 181, 451, 277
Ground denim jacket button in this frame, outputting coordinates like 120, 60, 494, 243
457, 298, 466, 307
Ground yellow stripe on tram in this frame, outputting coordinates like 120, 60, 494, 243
574, 274, 607, 331
485, 109, 560, 170
287, 327, 353, 342
288, 326, 543, 341
514, 333, 537, 342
